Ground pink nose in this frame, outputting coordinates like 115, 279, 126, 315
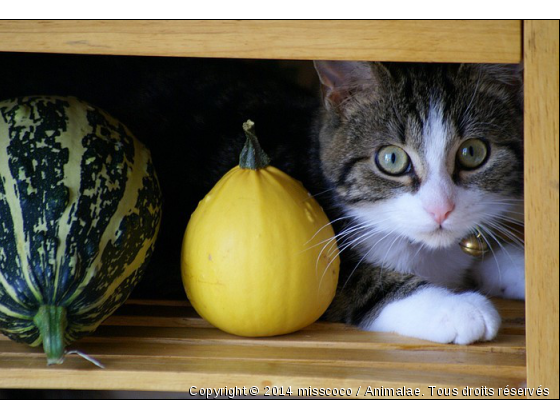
425, 202, 455, 225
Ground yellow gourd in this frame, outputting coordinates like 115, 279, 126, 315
181, 120, 339, 337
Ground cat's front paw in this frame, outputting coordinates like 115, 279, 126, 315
473, 245, 525, 300
362, 287, 501, 345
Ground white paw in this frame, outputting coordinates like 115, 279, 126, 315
362, 287, 501, 345
473, 245, 525, 300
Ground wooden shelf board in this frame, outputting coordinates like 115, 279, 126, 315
523, 20, 560, 398
0, 20, 522, 63
0, 298, 527, 398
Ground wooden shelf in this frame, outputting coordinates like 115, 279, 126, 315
0, 299, 526, 398
0, 20, 557, 398
0, 20, 522, 63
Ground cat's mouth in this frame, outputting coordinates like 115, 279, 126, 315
415, 226, 466, 249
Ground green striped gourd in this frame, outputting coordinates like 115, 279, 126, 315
0, 96, 162, 365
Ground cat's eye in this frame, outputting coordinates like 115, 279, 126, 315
457, 138, 488, 170
375, 145, 410, 176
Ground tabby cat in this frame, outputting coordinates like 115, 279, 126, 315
0, 54, 524, 345
312, 61, 524, 344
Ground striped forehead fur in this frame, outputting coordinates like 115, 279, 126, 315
420, 102, 454, 181
316, 62, 524, 207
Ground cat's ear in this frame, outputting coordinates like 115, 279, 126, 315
460, 63, 524, 106
476, 63, 523, 87
313, 61, 379, 112
483, 63, 524, 107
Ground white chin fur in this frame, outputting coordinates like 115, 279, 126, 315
414, 228, 462, 249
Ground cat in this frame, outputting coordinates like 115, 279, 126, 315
0, 54, 524, 346
312, 61, 524, 344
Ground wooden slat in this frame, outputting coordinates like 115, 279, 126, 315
0, 299, 527, 398
0, 20, 522, 63
0, 355, 526, 399
523, 20, 560, 399
69, 325, 528, 354
0, 340, 526, 380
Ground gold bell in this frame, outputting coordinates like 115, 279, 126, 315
459, 230, 489, 257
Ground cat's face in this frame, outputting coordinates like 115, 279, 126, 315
315, 62, 523, 250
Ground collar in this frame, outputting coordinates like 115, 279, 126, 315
459, 221, 524, 258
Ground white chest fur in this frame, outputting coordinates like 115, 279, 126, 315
356, 231, 474, 289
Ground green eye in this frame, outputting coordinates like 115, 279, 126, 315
376, 145, 410, 175
457, 139, 488, 169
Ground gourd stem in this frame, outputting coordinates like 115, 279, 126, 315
239, 120, 271, 170
33, 305, 67, 365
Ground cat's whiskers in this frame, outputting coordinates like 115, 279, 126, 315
321, 222, 389, 276
315, 225, 381, 295
468, 197, 523, 233
305, 220, 374, 264
315, 237, 340, 279
340, 227, 400, 290
483, 219, 525, 249
477, 202, 523, 217
328, 226, 369, 257
346, 228, 402, 288
475, 225, 503, 280
411, 240, 428, 264
482, 199, 524, 215
305, 215, 354, 246
377, 233, 406, 278
314, 221, 376, 280
479, 221, 522, 277
484, 197, 523, 202
311, 212, 394, 258
329, 226, 384, 261
382, 232, 407, 265
311, 220, 382, 283
332, 218, 394, 255
324, 225, 371, 259
477, 207, 525, 249
306, 187, 336, 200
493, 214, 524, 226
495, 222, 525, 234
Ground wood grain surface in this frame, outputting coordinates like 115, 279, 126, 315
0, 299, 527, 398
0, 20, 522, 63
523, 20, 560, 399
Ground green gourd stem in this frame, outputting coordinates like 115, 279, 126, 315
239, 120, 271, 170
33, 305, 67, 365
